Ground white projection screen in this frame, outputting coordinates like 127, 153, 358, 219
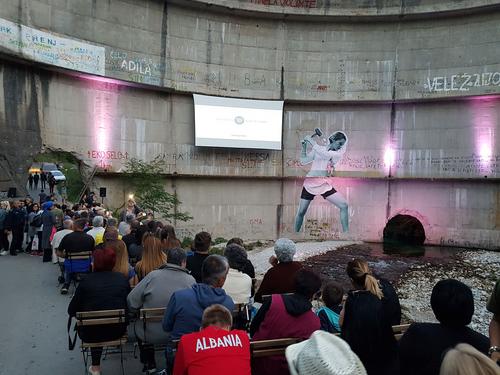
194, 94, 284, 150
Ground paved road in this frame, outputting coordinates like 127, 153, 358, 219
0, 254, 158, 374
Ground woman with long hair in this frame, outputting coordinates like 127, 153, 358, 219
340, 259, 399, 375
160, 225, 181, 251
440, 343, 500, 375
135, 234, 167, 281
68, 247, 130, 375
108, 239, 138, 287
294, 130, 349, 233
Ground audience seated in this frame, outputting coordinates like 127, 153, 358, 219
86, 216, 105, 245
135, 233, 167, 281
399, 279, 490, 375
68, 248, 130, 375
487, 279, 500, 366
340, 259, 398, 375
226, 238, 255, 279
285, 330, 367, 375
439, 343, 500, 375
107, 238, 138, 287
250, 269, 321, 375
222, 244, 253, 304
58, 218, 95, 295
51, 219, 73, 264
160, 225, 181, 251
128, 224, 148, 263
127, 247, 196, 373
254, 238, 302, 303
173, 304, 251, 375
122, 220, 138, 253
317, 281, 343, 334
162, 254, 234, 373
186, 231, 212, 283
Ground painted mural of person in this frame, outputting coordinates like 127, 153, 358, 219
294, 130, 349, 233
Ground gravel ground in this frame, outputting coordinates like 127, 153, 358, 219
248, 240, 499, 337
248, 240, 361, 276
397, 249, 499, 336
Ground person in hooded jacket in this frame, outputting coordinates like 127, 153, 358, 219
162, 254, 234, 374
250, 268, 322, 375
294, 130, 349, 233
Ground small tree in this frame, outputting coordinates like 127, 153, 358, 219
123, 156, 192, 222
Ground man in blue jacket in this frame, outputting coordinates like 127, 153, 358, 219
162, 254, 234, 374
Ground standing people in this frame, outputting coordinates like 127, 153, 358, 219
41, 201, 56, 262
48, 173, 56, 194
27, 203, 43, 255
33, 172, 39, 190
38, 190, 47, 205
0, 201, 10, 256
28, 174, 34, 190
4, 200, 26, 256
40, 171, 47, 189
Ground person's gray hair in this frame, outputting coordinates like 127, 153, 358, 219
274, 238, 296, 263
63, 219, 73, 230
92, 215, 104, 227
118, 222, 130, 236
166, 247, 187, 267
201, 254, 229, 286
107, 217, 118, 228
224, 244, 247, 271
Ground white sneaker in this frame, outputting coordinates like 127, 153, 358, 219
0, 250, 8, 256
88, 366, 101, 375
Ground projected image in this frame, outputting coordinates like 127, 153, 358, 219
294, 129, 349, 233
194, 94, 283, 150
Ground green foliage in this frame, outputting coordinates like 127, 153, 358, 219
213, 237, 227, 245
209, 247, 224, 256
124, 156, 192, 222
33, 151, 83, 202
181, 237, 193, 250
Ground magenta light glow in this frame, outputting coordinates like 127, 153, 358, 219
88, 83, 119, 169
384, 145, 396, 173
470, 97, 496, 171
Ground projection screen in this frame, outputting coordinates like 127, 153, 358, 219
194, 94, 284, 150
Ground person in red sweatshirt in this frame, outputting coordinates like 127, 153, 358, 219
173, 304, 250, 375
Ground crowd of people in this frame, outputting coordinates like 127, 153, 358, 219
1, 195, 499, 375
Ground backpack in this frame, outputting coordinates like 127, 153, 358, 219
31, 212, 43, 227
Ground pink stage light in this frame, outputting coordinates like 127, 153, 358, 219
88, 82, 119, 169
384, 145, 396, 173
470, 97, 496, 171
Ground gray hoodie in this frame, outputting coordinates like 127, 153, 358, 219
127, 263, 195, 343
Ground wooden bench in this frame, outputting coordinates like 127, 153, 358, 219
76, 309, 127, 375
392, 323, 411, 340
250, 337, 303, 358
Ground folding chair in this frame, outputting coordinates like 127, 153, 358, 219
65, 251, 92, 293
392, 323, 411, 340
76, 309, 128, 375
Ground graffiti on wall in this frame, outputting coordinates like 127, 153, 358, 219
425, 72, 500, 93
106, 49, 163, 85
249, 0, 317, 7
0, 18, 105, 75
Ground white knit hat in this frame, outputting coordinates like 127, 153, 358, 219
285, 330, 367, 375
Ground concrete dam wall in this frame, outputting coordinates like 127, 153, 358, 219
1, 0, 500, 248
